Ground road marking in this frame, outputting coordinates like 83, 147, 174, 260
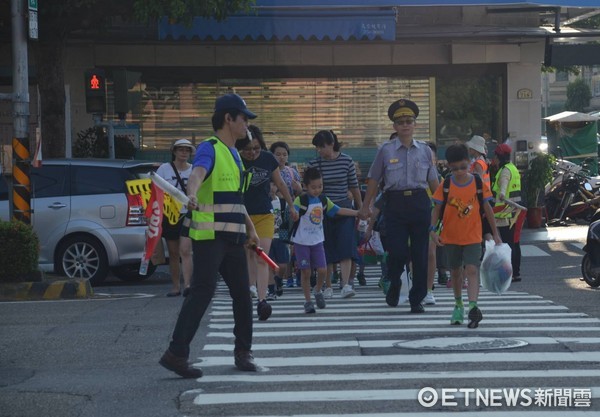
513, 244, 550, 257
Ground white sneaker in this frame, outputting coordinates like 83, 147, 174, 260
249, 285, 258, 298
323, 287, 334, 298
341, 284, 356, 298
423, 291, 436, 305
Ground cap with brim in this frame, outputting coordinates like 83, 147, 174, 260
466, 135, 486, 155
214, 93, 257, 119
171, 139, 195, 152
494, 143, 512, 156
388, 99, 419, 121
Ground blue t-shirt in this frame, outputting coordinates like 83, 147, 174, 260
242, 150, 280, 215
193, 140, 243, 175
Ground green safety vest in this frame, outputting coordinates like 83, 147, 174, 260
492, 162, 521, 219
188, 137, 249, 243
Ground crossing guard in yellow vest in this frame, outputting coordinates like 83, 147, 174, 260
159, 93, 261, 378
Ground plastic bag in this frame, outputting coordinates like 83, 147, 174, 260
369, 231, 385, 256
480, 240, 513, 294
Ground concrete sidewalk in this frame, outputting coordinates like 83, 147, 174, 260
521, 223, 588, 244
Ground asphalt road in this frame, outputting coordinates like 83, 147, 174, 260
2, 225, 600, 417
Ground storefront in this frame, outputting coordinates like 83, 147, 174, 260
58, 1, 599, 165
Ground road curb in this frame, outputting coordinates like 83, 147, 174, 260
0, 279, 94, 301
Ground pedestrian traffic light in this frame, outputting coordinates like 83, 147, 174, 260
113, 69, 142, 119
84, 68, 106, 114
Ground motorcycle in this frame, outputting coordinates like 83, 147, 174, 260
544, 159, 600, 226
581, 208, 600, 287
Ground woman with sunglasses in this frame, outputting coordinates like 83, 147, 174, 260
235, 125, 298, 321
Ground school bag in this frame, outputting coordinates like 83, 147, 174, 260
438, 174, 485, 228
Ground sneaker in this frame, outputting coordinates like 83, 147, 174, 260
314, 291, 326, 309
446, 278, 452, 288
451, 306, 464, 325
249, 285, 258, 298
304, 301, 316, 314
257, 300, 272, 321
323, 287, 333, 298
468, 306, 483, 329
437, 271, 448, 285
341, 284, 356, 298
286, 278, 294, 288
357, 273, 367, 286
423, 291, 436, 305
266, 291, 277, 301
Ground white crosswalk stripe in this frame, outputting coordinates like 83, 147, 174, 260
183, 260, 600, 415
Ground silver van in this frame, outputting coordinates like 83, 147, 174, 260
0, 159, 161, 285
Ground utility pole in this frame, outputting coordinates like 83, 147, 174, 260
0, 0, 31, 223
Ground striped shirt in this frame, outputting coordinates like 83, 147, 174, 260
308, 153, 359, 208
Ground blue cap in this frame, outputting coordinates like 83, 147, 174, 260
214, 93, 257, 119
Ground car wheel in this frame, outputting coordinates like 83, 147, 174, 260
56, 235, 109, 286
111, 262, 157, 282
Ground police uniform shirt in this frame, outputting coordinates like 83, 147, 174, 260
367, 138, 437, 191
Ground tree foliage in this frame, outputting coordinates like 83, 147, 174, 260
565, 78, 592, 112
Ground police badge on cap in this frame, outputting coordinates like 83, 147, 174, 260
388, 99, 419, 121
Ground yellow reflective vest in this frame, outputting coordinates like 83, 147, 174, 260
492, 162, 521, 219
188, 137, 249, 243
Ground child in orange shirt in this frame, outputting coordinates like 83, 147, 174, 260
430, 144, 501, 328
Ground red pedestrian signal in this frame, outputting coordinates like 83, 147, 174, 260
84, 69, 106, 113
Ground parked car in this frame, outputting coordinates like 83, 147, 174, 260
0, 159, 161, 286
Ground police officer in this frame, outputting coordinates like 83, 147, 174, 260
359, 99, 439, 313
160, 93, 260, 378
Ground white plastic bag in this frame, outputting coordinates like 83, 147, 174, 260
369, 231, 385, 256
480, 240, 513, 294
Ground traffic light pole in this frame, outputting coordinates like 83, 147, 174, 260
93, 115, 116, 160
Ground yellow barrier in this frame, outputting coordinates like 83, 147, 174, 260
126, 178, 182, 225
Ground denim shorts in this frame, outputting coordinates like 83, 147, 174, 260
444, 243, 482, 269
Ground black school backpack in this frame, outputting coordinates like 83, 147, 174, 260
438, 175, 485, 226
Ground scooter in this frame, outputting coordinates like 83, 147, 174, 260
581, 207, 600, 287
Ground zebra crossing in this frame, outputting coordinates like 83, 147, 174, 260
181, 247, 600, 416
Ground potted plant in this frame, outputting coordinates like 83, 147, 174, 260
522, 152, 555, 228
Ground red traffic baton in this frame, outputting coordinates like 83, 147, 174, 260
250, 244, 279, 272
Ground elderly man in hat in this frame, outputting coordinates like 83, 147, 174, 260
159, 93, 261, 378
359, 99, 439, 313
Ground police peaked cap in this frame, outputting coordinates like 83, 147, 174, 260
388, 99, 419, 121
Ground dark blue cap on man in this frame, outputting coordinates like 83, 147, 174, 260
214, 93, 257, 119
388, 99, 419, 121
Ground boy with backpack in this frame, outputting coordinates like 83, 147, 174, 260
430, 144, 501, 328
291, 167, 358, 314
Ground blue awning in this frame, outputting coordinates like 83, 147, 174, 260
159, 11, 396, 41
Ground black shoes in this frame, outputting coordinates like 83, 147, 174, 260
385, 280, 401, 307
159, 349, 203, 379
234, 349, 258, 372
410, 303, 425, 314
257, 299, 272, 321
357, 273, 367, 286
468, 306, 483, 328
